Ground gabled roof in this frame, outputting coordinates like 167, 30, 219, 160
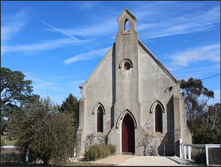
117, 8, 137, 22
138, 40, 178, 84
80, 40, 179, 90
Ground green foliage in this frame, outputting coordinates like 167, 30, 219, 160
180, 77, 214, 134
108, 144, 116, 155
1, 136, 6, 146
201, 103, 221, 129
84, 144, 116, 161
180, 77, 214, 98
194, 151, 206, 165
59, 93, 78, 127
1, 67, 33, 105
84, 146, 98, 161
9, 97, 76, 166
1, 67, 36, 135
98, 145, 110, 158
193, 126, 220, 144
208, 148, 221, 165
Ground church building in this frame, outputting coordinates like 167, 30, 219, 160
77, 8, 192, 156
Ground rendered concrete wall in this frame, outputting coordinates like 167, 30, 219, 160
137, 43, 182, 155
84, 48, 114, 133
76, 8, 192, 156
77, 47, 114, 155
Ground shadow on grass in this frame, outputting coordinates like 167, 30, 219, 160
1, 162, 115, 166
1, 162, 44, 166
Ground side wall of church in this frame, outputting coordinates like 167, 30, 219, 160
137, 44, 180, 155
82, 47, 114, 148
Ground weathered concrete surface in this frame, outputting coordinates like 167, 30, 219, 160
76, 8, 192, 156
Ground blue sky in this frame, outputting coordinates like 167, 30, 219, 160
1, 1, 220, 105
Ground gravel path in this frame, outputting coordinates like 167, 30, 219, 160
71, 155, 197, 166
118, 156, 197, 166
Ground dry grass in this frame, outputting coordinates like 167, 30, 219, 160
1, 135, 17, 146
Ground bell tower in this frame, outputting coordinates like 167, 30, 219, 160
114, 8, 140, 126
116, 8, 137, 34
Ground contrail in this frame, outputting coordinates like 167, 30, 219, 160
38, 18, 78, 41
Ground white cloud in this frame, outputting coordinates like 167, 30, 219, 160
1, 38, 89, 55
135, 4, 220, 39
169, 44, 220, 67
25, 72, 84, 104
60, 3, 220, 40
64, 47, 110, 64
69, 80, 86, 85
63, 18, 117, 38
38, 18, 78, 41
76, 1, 99, 9
168, 65, 220, 80
25, 73, 55, 89
1, 8, 30, 44
1, 9, 92, 56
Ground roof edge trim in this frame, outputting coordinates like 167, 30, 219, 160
138, 40, 178, 84
117, 8, 137, 22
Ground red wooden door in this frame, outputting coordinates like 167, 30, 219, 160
122, 114, 135, 153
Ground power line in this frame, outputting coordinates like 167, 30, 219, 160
201, 74, 220, 80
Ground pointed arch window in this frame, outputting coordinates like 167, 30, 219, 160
155, 104, 163, 133
124, 18, 129, 31
97, 106, 103, 133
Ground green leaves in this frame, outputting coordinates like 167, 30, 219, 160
180, 77, 214, 98
59, 93, 78, 127
181, 77, 220, 144
1, 68, 79, 165
193, 126, 220, 144
180, 77, 214, 134
1, 67, 36, 135
10, 97, 76, 165
1, 67, 33, 104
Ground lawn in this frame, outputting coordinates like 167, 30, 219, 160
1, 162, 115, 166
1, 162, 43, 166
1, 135, 17, 146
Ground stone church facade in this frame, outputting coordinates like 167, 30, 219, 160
77, 9, 192, 156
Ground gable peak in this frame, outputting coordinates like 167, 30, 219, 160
117, 8, 137, 22
117, 8, 137, 33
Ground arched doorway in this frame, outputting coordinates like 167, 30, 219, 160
122, 114, 135, 154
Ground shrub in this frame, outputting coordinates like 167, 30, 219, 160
208, 148, 221, 165
194, 152, 206, 165
9, 97, 76, 166
98, 144, 110, 158
192, 147, 206, 165
84, 144, 116, 161
84, 146, 98, 161
84, 144, 101, 161
108, 144, 116, 155
193, 126, 220, 144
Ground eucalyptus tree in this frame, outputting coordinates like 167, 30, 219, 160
180, 77, 214, 134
